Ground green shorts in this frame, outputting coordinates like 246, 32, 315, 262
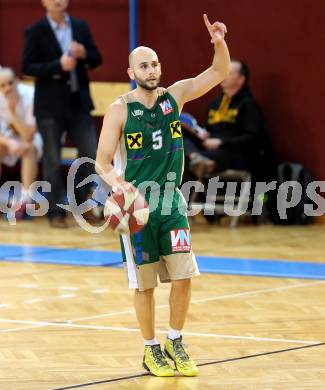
120, 188, 199, 291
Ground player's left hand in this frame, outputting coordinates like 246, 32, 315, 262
203, 14, 227, 46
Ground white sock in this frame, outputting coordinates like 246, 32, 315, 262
167, 327, 181, 340
144, 337, 159, 346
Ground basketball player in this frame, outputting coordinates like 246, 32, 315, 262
96, 14, 230, 376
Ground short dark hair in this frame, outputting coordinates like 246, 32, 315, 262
232, 59, 250, 83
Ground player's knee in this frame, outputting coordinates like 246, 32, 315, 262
172, 278, 191, 290
135, 287, 154, 296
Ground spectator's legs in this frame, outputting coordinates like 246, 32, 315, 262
200, 148, 239, 173
67, 111, 97, 206
183, 135, 238, 174
20, 144, 38, 191
0, 145, 9, 188
37, 118, 66, 219
0, 144, 8, 160
183, 136, 216, 178
183, 136, 203, 158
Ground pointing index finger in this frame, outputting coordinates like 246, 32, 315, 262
203, 13, 211, 29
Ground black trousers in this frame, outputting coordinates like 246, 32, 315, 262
37, 95, 97, 219
183, 135, 245, 173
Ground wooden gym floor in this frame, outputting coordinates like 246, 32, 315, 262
0, 216, 325, 389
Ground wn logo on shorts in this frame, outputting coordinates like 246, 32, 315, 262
159, 99, 174, 115
170, 229, 191, 252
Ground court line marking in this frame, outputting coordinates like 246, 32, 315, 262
3, 242, 325, 280
59, 286, 80, 291
0, 324, 45, 333
67, 279, 325, 323
0, 318, 320, 344
52, 342, 325, 390
18, 283, 38, 288
58, 294, 76, 299
24, 298, 43, 304
192, 279, 325, 304
2, 279, 324, 339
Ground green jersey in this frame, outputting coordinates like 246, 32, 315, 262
114, 88, 184, 190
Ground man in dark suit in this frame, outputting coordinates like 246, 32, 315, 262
22, 0, 102, 228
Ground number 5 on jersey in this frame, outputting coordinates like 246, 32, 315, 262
152, 130, 162, 150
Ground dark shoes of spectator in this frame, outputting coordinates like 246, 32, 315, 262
189, 153, 216, 178
50, 216, 68, 229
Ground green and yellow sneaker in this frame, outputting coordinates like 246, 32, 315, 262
143, 344, 175, 377
164, 337, 199, 376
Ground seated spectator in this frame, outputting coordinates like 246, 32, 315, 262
0, 67, 43, 219
183, 59, 264, 178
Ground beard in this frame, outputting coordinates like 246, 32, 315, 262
134, 74, 161, 91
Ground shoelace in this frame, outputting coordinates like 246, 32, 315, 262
173, 339, 190, 362
151, 345, 168, 367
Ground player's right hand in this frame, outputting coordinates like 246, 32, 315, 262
60, 53, 77, 71
203, 14, 227, 46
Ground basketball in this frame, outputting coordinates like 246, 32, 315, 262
104, 189, 149, 234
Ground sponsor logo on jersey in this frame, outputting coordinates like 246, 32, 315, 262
131, 109, 144, 118
169, 120, 182, 138
127, 132, 143, 149
159, 99, 174, 115
170, 229, 191, 252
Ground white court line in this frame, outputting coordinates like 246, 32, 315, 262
192, 279, 325, 305
1, 324, 45, 333
59, 286, 80, 291
0, 318, 320, 344
58, 294, 76, 299
71, 308, 136, 321
69, 279, 325, 323
18, 283, 38, 288
24, 298, 43, 304
91, 289, 109, 294
0, 304, 9, 308
2, 279, 324, 340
